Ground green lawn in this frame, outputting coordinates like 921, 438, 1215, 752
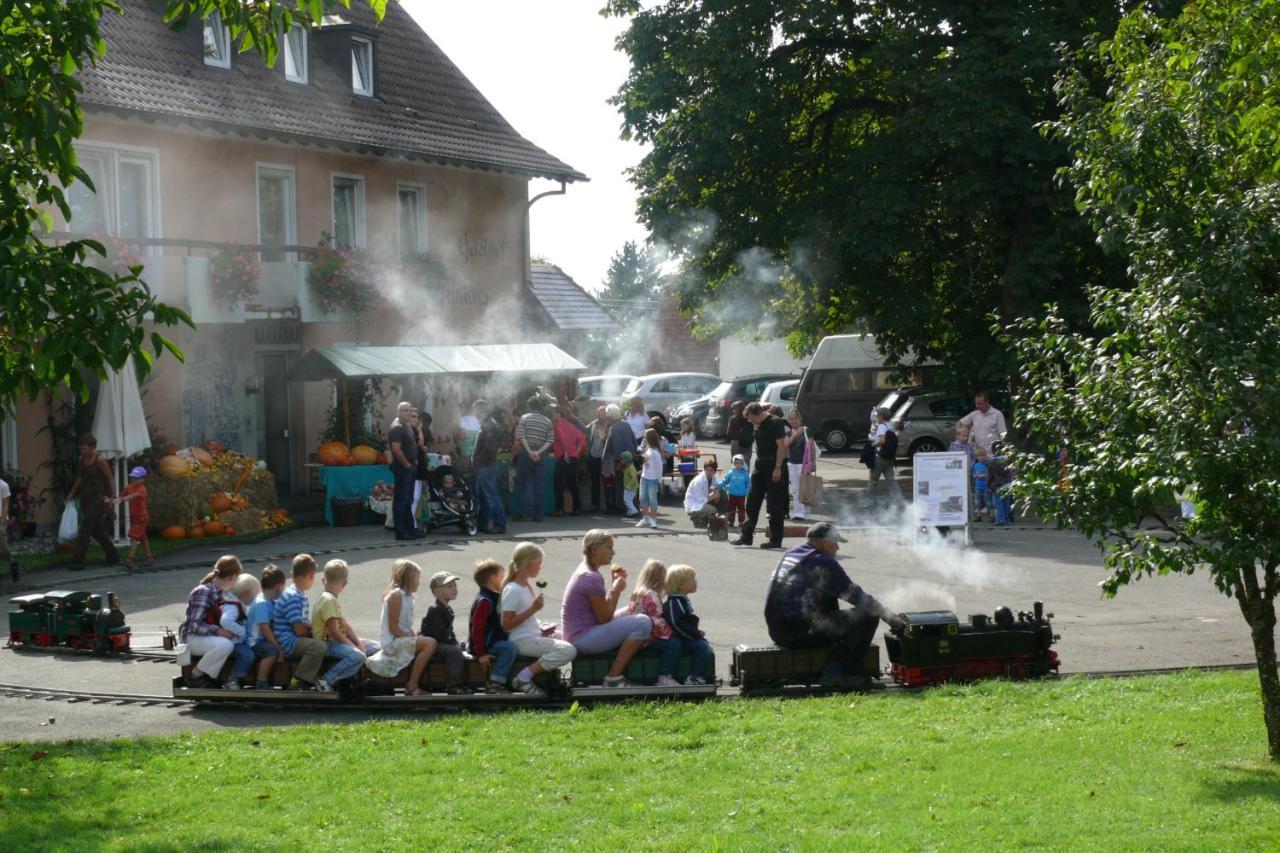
1, 670, 1277, 850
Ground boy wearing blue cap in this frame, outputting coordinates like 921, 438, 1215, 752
112, 466, 153, 569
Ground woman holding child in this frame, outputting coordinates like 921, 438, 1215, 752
366, 559, 438, 695
561, 529, 653, 689
179, 555, 242, 689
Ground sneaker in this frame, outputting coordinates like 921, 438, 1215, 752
254, 680, 272, 690
485, 680, 513, 695
222, 681, 241, 691
635, 517, 648, 528
656, 675, 680, 687
513, 677, 547, 697
446, 685, 470, 695
760, 541, 783, 550
684, 675, 709, 686
731, 537, 752, 547
646, 517, 658, 528
286, 681, 315, 692
315, 677, 336, 693
602, 675, 635, 688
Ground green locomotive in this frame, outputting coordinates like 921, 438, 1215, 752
7, 590, 131, 654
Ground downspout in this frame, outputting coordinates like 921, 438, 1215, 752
521, 180, 567, 324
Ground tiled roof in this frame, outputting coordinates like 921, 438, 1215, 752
529, 264, 621, 333
80, 1, 586, 182
647, 294, 719, 373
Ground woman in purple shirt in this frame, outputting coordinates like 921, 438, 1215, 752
560, 529, 652, 688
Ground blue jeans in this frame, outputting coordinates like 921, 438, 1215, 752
646, 636, 683, 677
475, 465, 505, 527
639, 477, 660, 510
392, 465, 417, 538
324, 639, 381, 683
516, 450, 550, 519
252, 639, 280, 660
994, 486, 1013, 524
679, 635, 714, 680
230, 639, 255, 678
487, 639, 518, 683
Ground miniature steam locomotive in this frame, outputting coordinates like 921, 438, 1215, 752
7, 590, 132, 654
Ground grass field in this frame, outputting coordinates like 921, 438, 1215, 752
1, 670, 1277, 850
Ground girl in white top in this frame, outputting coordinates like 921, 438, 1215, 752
365, 559, 438, 695
500, 542, 576, 697
677, 418, 698, 452
636, 428, 670, 529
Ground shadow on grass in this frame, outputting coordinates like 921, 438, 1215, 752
1201, 765, 1280, 802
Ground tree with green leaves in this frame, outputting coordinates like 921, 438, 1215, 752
604, 0, 1151, 389
1009, 0, 1280, 759
597, 240, 662, 323
0, 0, 386, 407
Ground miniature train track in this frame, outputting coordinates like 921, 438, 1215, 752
0, 663, 1261, 711
5, 644, 176, 664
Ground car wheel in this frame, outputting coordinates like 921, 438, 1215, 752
822, 425, 850, 453
909, 437, 945, 458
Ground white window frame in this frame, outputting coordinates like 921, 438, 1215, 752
351, 36, 374, 97
284, 27, 308, 84
66, 141, 162, 253
396, 182, 427, 259
331, 173, 366, 249
255, 163, 297, 262
203, 12, 231, 69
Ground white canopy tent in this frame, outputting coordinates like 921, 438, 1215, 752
92, 357, 151, 545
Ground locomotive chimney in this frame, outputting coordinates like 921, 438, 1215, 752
1033, 601, 1044, 622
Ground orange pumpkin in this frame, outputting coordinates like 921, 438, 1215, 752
209, 493, 233, 514
351, 444, 378, 465
223, 526, 236, 536
375, 453, 388, 465
343, 455, 357, 466
187, 524, 205, 539
160, 525, 186, 540
233, 497, 249, 509
157, 455, 192, 478
316, 441, 349, 466
203, 520, 226, 537
189, 447, 214, 468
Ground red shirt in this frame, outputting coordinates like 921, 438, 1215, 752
122, 482, 148, 525
551, 419, 587, 461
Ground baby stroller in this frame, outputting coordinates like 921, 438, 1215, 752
421, 465, 478, 536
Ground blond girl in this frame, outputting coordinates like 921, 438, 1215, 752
627, 559, 682, 686
501, 542, 575, 696
366, 559, 439, 695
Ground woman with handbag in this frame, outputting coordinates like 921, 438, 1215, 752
65, 432, 120, 571
785, 410, 819, 520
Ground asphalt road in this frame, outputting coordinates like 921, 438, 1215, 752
0, 447, 1261, 742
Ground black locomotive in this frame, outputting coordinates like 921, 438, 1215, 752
7, 590, 132, 654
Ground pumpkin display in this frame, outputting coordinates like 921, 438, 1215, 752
191, 447, 214, 468
203, 519, 226, 537
187, 524, 205, 539
376, 453, 388, 465
160, 525, 186, 540
223, 526, 235, 536
344, 455, 357, 466
316, 441, 349, 466
158, 455, 192, 478
351, 445, 378, 466
209, 493, 233, 514
203, 439, 226, 455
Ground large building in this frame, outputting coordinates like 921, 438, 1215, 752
3, 1, 591, 516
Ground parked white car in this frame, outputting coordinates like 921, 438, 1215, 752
622, 373, 722, 424
759, 379, 800, 418
577, 375, 638, 402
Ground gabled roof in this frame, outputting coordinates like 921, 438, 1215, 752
529, 263, 621, 334
80, 1, 586, 183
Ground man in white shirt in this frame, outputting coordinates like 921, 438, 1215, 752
0, 477, 16, 580
957, 392, 1007, 454
684, 458, 724, 528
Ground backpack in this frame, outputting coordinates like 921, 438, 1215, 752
707, 513, 729, 542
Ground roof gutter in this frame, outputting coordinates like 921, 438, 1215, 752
522, 179, 568, 307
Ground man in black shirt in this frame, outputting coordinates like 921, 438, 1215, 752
733, 402, 790, 549
388, 401, 421, 540
471, 399, 506, 534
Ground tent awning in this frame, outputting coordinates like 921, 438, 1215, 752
287, 343, 587, 382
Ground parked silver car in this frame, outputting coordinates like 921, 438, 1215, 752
758, 379, 800, 418
872, 390, 969, 460
622, 373, 722, 425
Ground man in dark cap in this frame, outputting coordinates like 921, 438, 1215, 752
764, 522, 907, 685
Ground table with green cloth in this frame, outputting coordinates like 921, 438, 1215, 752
320, 465, 392, 526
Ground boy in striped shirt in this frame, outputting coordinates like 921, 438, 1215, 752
270, 554, 328, 689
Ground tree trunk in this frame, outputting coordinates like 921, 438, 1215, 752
1239, 593, 1280, 760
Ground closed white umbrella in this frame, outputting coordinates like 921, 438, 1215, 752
92, 357, 151, 544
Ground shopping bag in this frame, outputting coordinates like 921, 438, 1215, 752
58, 501, 79, 542
799, 473, 824, 506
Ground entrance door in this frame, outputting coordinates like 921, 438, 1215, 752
260, 353, 292, 494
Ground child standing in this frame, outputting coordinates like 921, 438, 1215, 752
366, 559, 438, 696
627, 559, 682, 687
247, 564, 286, 690
987, 444, 1015, 526
270, 554, 329, 690
972, 448, 991, 519
620, 451, 640, 518
113, 466, 153, 568
468, 559, 519, 694
636, 428, 668, 529
720, 454, 750, 526
420, 570, 469, 694
677, 419, 698, 453
311, 559, 381, 692
663, 565, 714, 685
221, 573, 260, 689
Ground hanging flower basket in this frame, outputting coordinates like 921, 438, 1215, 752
308, 244, 378, 315
210, 245, 262, 309
86, 232, 143, 279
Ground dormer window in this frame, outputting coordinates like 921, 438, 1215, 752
284, 28, 308, 84
351, 37, 374, 96
202, 12, 231, 68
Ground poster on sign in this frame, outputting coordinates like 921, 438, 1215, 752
913, 452, 970, 529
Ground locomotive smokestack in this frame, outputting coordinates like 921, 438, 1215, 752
1034, 601, 1043, 621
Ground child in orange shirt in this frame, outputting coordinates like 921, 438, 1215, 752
113, 466, 153, 568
